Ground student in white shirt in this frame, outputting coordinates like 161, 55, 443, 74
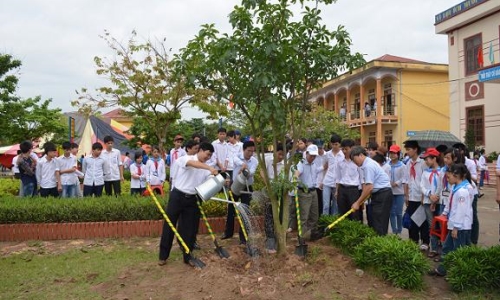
169, 134, 187, 188
36, 142, 60, 198
101, 135, 124, 196
320, 134, 344, 215
314, 141, 327, 216
478, 149, 488, 188
12, 150, 23, 196
386, 144, 408, 235
82, 142, 110, 197
56, 142, 78, 198
226, 130, 243, 182
431, 163, 473, 276
130, 151, 147, 196
70, 142, 84, 197
146, 145, 167, 193
335, 139, 362, 222
212, 128, 228, 172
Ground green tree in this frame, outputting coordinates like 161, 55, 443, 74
72, 31, 228, 152
179, 0, 365, 254
464, 126, 476, 152
0, 54, 66, 145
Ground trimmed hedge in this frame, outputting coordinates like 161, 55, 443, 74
319, 215, 429, 290
444, 245, 500, 293
0, 194, 228, 223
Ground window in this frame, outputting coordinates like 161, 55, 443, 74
464, 34, 482, 75
466, 106, 484, 145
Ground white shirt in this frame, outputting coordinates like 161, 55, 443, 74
56, 154, 78, 185
465, 157, 478, 195
497, 154, 500, 171
146, 157, 166, 186
174, 155, 212, 195
169, 147, 187, 181
101, 148, 122, 181
265, 156, 284, 180
322, 150, 344, 187
212, 139, 228, 170
478, 155, 487, 171
233, 153, 259, 185
406, 157, 425, 202
442, 181, 473, 230
36, 157, 58, 188
360, 157, 391, 192
11, 155, 19, 174
336, 158, 362, 188
226, 142, 243, 171
420, 167, 443, 204
296, 159, 320, 189
130, 162, 147, 189
83, 155, 110, 186
314, 152, 328, 187
386, 161, 407, 195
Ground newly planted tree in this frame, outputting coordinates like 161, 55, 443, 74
179, 0, 365, 254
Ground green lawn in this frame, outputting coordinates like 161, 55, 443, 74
0, 240, 177, 300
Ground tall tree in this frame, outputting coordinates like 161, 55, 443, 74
0, 54, 66, 145
179, 0, 365, 254
72, 31, 228, 151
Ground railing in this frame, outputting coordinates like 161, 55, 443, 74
383, 106, 396, 116
350, 111, 360, 120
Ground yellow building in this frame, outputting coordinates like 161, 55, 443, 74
308, 54, 450, 148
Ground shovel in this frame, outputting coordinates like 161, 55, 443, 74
324, 196, 370, 232
227, 188, 260, 257
196, 201, 230, 259
293, 186, 308, 258
146, 185, 206, 269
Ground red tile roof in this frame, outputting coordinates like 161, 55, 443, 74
374, 54, 426, 64
102, 108, 127, 118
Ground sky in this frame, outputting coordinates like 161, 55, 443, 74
0, 0, 460, 120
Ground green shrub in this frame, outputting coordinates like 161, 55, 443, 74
444, 245, 500, 293
0, 178, 19, 197
0, 194, 230, 223
487, 151, 498, 163
320, 215, 377, 253
353, 235, 429, 290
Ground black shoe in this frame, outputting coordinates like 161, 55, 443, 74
239, 240, 247, 245
478, 193, 484, 198
221, 234, 232, 240
193, 242, 201, 250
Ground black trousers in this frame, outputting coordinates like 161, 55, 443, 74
337, 185, 361, 221
83, 184, 104, 197
104, 180, 121, 196
370, 188, 393, 236
407, 201, 430, 245
39, 187, 59, 198
316, 188, 323, 216
159, 189, 200, 262
224, 185, 253, 242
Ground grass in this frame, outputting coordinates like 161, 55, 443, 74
0, 241, 180, 300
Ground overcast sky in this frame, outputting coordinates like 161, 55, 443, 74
1, 0, 459, 119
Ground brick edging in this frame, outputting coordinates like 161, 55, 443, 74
0, 217, 264, 242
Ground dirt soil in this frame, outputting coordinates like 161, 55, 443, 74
1, 235, 456, 300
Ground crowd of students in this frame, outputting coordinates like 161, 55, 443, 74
10, 131, 499, 274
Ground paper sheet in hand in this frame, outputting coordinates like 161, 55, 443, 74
410, 205, 426, 227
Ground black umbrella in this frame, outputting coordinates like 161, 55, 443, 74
404, 130, 462, 149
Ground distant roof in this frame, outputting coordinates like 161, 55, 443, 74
102, 108, 128, 119
373, 54, 426, 64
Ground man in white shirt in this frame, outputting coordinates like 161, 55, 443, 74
12, 150, 23, 196
212, 128, 228, 172
169, 134, 187, 189
56, 142, 79, 198
82, 142, 110, 197
158, 142, 218, 267
320, 134, 344, 215
226, 130, 243, 182
335, 139, 363, 222
36, 142, 60, 197
478, 149, 488, 188
101, 135, 124, 196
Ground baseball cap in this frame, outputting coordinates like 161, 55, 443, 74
306, 144, 319, 156
389, 144, 401, 153
420, 148, 440, 158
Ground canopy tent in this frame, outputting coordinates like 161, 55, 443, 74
404, 130, 462, 149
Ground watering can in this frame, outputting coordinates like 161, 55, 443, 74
195, 174, 226, 201
231, 169, 250, 196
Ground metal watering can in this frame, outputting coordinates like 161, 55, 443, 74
195, 174, 226, 201
231, 169, 250, 196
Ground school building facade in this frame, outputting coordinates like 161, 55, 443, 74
307, 54, 450, 148
435, 0, 500, 152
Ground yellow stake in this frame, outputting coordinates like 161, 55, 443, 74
146, 184, 191, 255
228, 189, 249, 242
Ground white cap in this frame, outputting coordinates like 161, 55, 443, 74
306, 144, 319, 156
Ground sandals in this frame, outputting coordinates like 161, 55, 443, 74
428, 268, 445, 277
427, 251, 439, 258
